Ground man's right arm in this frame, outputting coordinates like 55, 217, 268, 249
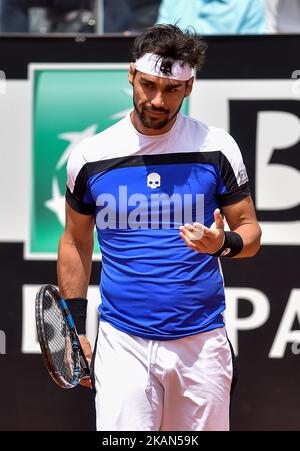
58, 202, 94, 299
57, 202, 95, 387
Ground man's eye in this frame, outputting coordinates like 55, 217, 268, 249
167, 87, 179, 93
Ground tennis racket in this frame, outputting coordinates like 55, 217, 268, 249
35, 284, 90, 389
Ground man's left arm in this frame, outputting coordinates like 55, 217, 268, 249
180, 195, 261, 258
221, 195, 261, 258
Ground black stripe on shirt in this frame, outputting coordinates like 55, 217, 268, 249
67, 152, 251, 214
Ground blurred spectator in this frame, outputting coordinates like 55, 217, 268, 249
0, 0, 95, 33
130, 0, 161, 33
0, 0, 28, 32
156, 0, 265, 34
103, 0, 161, 33
266, 0, 300, 33
0, 0, 161, 34
103, 0, 131, 33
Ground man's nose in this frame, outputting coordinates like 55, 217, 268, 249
150, 91, 165, 109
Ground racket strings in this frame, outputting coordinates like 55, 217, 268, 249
43, 293, 76, 384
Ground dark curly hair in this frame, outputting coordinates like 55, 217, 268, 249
131, 24, 207, 76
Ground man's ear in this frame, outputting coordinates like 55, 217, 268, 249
185, 77, 194, 97
128, 63, 135, 85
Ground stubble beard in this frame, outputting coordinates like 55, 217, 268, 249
133, 98, 184, 131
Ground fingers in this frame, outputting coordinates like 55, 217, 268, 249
79, 376, 92, 389
86, 357, 92, 366
180, 220, 224, 254
179, 225, 209, 252
179, 226, 198, 250
79, 336, 93, 363
213, 208, 224, 230
180, 223, 207, 241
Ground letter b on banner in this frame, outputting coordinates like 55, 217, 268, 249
230, 99, 300, 244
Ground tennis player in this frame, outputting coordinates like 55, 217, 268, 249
57, 24, 261, 431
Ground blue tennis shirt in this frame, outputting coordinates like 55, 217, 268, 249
66, 113, 250, 340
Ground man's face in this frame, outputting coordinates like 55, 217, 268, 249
128, 64, 193, 135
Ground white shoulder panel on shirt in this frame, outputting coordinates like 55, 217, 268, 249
66, 113, 248, 192
203, 127, 249, 186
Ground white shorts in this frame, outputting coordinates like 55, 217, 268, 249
93, 321, 235, 431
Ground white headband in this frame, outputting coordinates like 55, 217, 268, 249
134, 53, 195, 81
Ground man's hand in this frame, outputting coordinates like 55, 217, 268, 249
179, 208, 225, 254
79, 335, 93, 388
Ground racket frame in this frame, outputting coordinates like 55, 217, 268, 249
35, 284, 90, 389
